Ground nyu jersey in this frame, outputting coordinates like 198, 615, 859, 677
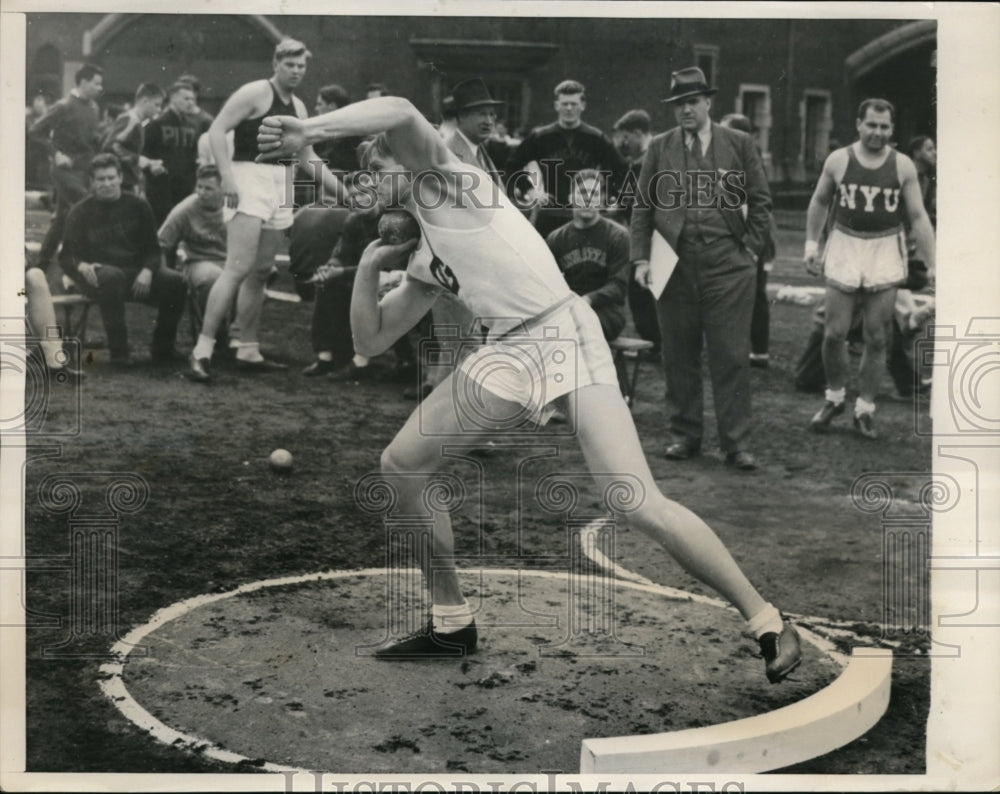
834, 147, 903, 235
408, 184, 572, 337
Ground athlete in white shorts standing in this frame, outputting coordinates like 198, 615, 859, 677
257, 96, 802, 683
188, 38, 345, 381
804, 98, 936, 438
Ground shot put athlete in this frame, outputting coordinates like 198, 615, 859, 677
257, 96, 802, 682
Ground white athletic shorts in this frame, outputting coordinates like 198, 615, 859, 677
452, 295, 619, 428
823, 224, 907, 293
229, 161, 293, 231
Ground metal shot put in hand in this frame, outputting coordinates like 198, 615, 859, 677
256, 95, 801, 681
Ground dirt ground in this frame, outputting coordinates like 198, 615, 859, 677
18, 210, 932, 776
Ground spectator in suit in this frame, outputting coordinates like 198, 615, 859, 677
631, 67, 773, 470
29, 64, 105, 269
59, 153, 186, 366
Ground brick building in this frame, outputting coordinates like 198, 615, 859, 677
25, 12, 935, 188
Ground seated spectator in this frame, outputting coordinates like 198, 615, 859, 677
291, 199, 425, 384
102, 83, 166, 195
157, 164, 233, 341
24, 265, 83, 377
545, 169, 630, 341
59, 153, 186, 366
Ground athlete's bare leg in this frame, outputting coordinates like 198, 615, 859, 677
198, 212, 265, 344
820, 285, 857, 392
378, 369, 505, 606
568, 383, 768, 621
857, 288, 897, 405
233, 227, 285, 346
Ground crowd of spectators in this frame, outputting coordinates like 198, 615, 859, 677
25, 55, 935, 459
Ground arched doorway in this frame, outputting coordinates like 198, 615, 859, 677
82, 14, 285, 114
845, 20, 937, 146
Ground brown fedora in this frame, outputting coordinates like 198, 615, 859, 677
662, 67, 718, 104
451, 78, 504, 111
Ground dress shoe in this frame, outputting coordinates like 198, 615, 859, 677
759, 621, 802, 683
809, 400, 845, 432
664, 441, 699, 460
374, 620, 478, 660
725, 450, 758, 470
188, 352, 212, 382
302, 358, 342, 377
853, 411, 878, 440
749, 354, 770, 369
235, 357, 289, 372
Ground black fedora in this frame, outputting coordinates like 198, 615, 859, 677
451, 78, 504, 111
661, 67, 718, 104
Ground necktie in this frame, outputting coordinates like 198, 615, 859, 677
690, 133, 703, 164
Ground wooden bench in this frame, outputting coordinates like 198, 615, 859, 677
608, 336, 655, 408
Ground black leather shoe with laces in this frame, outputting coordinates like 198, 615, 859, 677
758, 621, 802, 683
374, 620, 478, 660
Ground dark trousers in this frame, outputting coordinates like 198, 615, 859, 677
311, 272, 356, 366
628, 264, 661, 351
656, 236, 756, 453
751, 259, 770, 356
71, 264, 186, 359
40, 163, 90, 264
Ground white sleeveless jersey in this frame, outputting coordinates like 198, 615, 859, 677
407, 185, 572, 336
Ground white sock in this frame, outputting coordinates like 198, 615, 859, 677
41, 340, 66, 369
746, 603, 784, 639
432, 601, 473, 634
236, 342, 264, 363
855, 397, 876, 417
317, 351, 334, 362
192, 335, 216, 361
352, 354, 369, 368
825, 387, 845, 405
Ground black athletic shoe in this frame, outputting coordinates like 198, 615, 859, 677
374, 620, 478, 660
853, 411, 878, 440
809, 400, 845, 432
759, 621, 802, 684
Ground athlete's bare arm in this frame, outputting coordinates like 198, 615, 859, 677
896, 154, 936, 277
209, 80, 271, 206
258, 97, 456, 180
350, 238, 440, 357
804, 148, 848, 275
290, 95, 347, 205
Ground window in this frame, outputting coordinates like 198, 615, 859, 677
693, 44, 719, 89
801, 90, 833, 174
736, 84, 772, 168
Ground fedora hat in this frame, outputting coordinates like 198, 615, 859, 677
451, 78, 504, 111
662, 67, 718, 104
